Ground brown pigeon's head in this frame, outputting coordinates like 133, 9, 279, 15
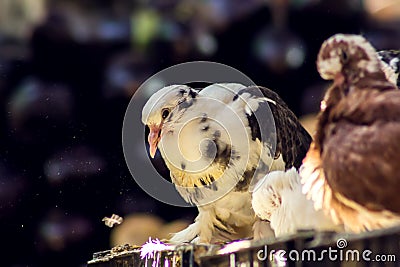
317, 34, 381, 83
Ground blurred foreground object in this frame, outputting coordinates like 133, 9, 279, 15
102, 214, 123, 228
89, 226, 400, 267
110, 214, 190, 247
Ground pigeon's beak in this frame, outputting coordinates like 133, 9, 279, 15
148, 124, 162, 158
333, 72, 345, 87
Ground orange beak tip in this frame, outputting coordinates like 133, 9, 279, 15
148, 126, 161, 159
149, 147, 157, 158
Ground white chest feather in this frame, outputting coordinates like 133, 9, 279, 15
252, 168, 341, 237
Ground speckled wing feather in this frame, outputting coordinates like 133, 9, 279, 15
239, 86, 312, 170
378, 50, 400, 87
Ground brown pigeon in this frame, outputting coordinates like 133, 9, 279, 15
301, 34, 400, 232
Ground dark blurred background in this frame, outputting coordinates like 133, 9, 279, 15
0, 0, 398, 266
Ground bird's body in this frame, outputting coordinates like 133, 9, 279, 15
142, 83, 311, 243
301, 34, 400, 232
252, 168, 341, 237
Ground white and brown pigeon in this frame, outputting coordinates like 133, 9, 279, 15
301, 34, 400, 233
142, 83, 312, 243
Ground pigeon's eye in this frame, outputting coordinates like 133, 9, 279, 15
161, 109, 170, 119
340, 49, 348, 62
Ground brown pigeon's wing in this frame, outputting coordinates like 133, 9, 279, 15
330, 88, 400, 124
226, 86, 312, 170
322, 92, 400, 214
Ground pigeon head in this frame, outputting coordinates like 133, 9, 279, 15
317, 34, 381, 86
141, 84, 198, 158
